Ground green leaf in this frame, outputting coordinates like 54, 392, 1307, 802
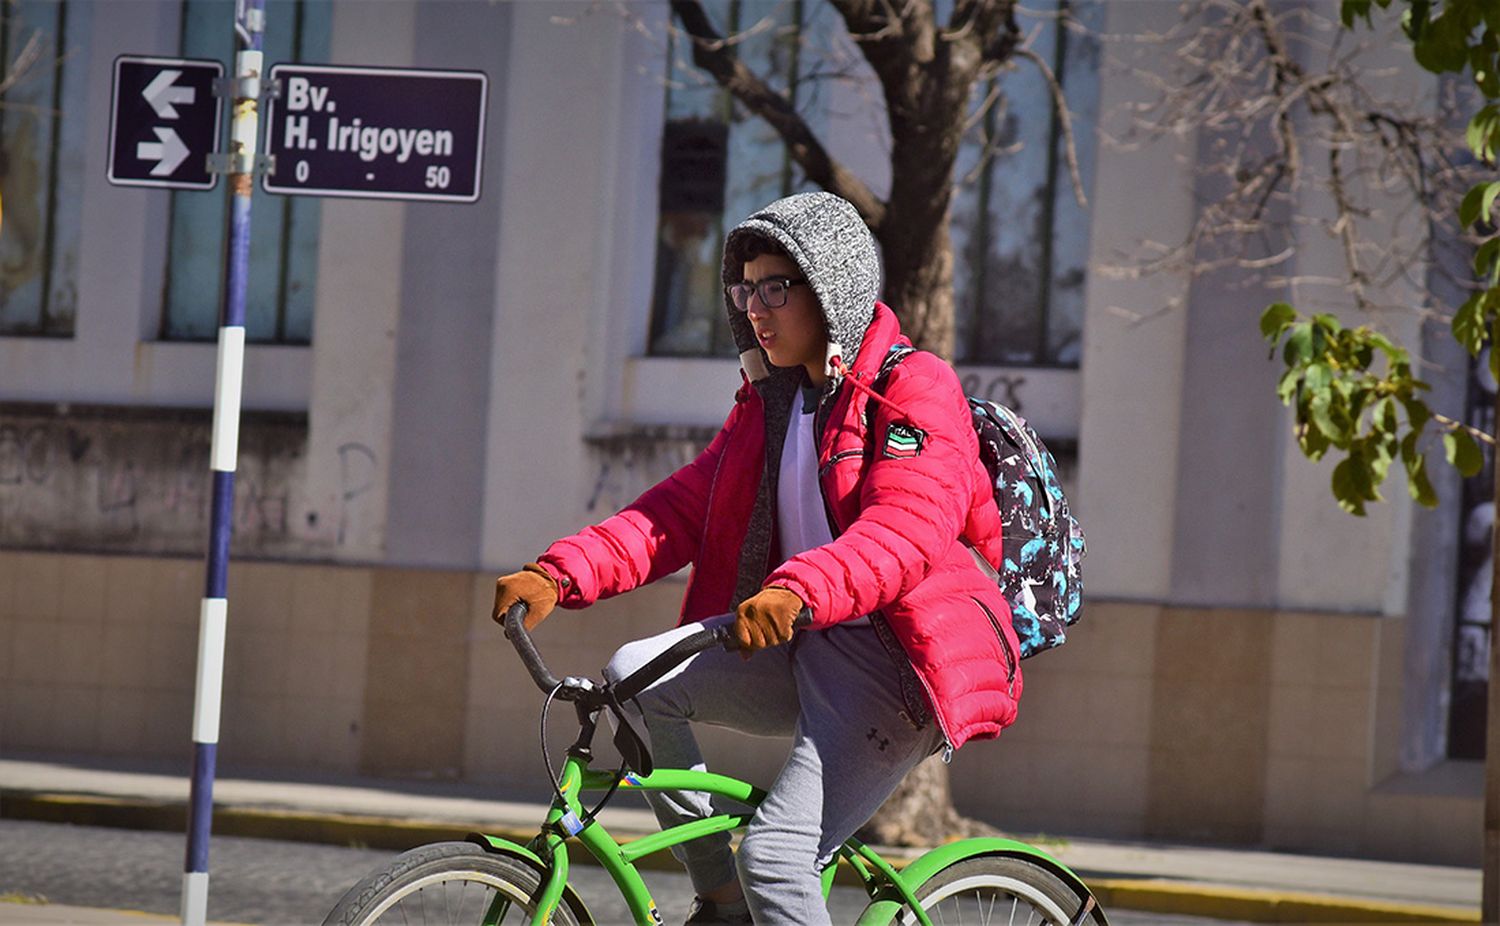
1284, 324, 1315, 366
1463, 182, 1487, 227
1453, 292, 1486, 355
1406, 452, 1439, 507
1332, 457, 1370, 516
1378, 396, 1399, 433
1305, 362, 1333, 392
1340, 0, 1363, 29
1482, 182, 1500, 224
1492, 313, 1500, 381
1365, 330, 1401, 359
1260, 302, 1298, 341
1301, 421, 1331, 461
1402, 396, 1432, 434
1444, 429, 1485, 477
1277, 367, 1301, 404
1463, 182, 1488, 226
1474, 238, 1500, 280
1401, 430, 1420, 466
1313, 313, 1344, 336
1310, 392, 1342, 445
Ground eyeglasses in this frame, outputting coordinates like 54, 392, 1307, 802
726, 276, 808, 312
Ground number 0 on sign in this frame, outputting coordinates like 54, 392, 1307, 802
262, 64, 487, 203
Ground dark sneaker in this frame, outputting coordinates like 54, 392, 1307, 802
683, 896, 753, 925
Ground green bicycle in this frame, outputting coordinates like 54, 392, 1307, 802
322, 603, 1107, 926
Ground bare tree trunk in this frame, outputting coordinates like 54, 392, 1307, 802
859, 755, 1001, 846
880, 210, 957, 360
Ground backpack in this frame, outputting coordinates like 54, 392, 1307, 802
872, 346, 1087, 659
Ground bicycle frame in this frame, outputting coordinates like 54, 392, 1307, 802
473, 751, 938, 926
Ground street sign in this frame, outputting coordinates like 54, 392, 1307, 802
108, 56, 223, 190
262, 64, 487, 203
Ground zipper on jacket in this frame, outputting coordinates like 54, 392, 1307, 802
815, 368, 958, 760
975, 596, 1018, 696
818, 448, 864, 478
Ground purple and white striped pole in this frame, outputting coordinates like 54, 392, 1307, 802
183, 2, 264, 923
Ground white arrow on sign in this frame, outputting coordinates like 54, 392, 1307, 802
143, 69, 195, 119
137, 127, 191, 176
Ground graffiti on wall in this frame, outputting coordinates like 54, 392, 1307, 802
0, 404, 311, 556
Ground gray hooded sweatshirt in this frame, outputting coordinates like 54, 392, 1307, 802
718, 191, 883, 606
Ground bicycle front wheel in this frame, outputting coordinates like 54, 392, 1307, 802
907, 855, 1095, 925
323, 841, 587, 926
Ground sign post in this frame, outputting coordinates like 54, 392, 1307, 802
104, 15, 489, 926
181, 2, 269, 924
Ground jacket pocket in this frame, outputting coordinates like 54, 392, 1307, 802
974, 596, 1017, 696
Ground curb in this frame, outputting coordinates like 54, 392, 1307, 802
1085, 878, 1479, 924
2, 792, 1481, 924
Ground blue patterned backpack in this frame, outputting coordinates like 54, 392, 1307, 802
873, 347, 1087, 658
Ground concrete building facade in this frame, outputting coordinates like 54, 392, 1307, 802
0, 0, 1480, 866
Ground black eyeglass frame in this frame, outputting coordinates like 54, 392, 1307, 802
726, 277, 808, 312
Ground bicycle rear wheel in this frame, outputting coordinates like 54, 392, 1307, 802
323, 841, 588, 926
907, 855, 1096, 925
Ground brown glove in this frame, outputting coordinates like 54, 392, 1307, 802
492, 563, 561, 632
733, 586, 805, 656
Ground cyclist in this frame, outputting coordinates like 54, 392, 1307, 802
494, 191, 1023, 925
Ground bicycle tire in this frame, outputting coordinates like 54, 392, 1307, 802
905, 855, 1097, 925
322, 840, 589, 926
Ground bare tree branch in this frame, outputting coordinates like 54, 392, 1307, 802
0, 29, 44, 98
670, 0, 887, 230
1105, 0, 1484, 337
1014, 46, 1087, 207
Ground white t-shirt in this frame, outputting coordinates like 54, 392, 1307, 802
778, 388, 835, 560
778, 386, 868, 627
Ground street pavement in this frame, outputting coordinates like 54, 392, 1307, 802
0, 820, 1242, 925
0, 754, 1482, 924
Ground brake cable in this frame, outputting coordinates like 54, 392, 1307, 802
538, 681, 629, 836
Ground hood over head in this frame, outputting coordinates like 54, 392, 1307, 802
722, 192, 881, 383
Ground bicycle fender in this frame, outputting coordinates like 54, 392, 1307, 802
855, 838, 1107, 926
466, 833, 595, 925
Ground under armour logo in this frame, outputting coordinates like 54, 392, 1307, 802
866, 727, 890, 752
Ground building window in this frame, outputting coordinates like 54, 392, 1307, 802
0, 0, 88, 338
650, 0, 814, 357
646, 0, 1100, 366
162, 0, 329, 344
951, 0, 1100, 367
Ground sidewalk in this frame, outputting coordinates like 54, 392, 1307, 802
0, 754, 1483, 924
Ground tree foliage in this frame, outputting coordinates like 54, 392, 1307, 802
1261, 0, 1500, 514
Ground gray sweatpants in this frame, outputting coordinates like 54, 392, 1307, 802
604, 615, 942, 925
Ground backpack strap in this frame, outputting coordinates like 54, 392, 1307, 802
867, 345, 1001, 582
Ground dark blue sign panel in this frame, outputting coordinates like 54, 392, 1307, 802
108, 56, 223, 190
263, 64, 487, 203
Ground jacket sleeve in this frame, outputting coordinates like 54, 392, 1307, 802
535, 402, 738, 609
766, 355, 976, 626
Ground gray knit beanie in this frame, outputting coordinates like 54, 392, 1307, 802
722, 191, 881, 381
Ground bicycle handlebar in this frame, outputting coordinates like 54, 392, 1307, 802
502, 601, 737, 703
502, 601, 813, 704
501, 601, 565, 694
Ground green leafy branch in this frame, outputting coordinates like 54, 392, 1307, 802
1262, 0, 1500, 516
1260, 304, 1488, 515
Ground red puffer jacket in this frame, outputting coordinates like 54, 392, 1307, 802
537, 304, 1021, 749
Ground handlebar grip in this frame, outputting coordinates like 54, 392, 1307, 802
503, 601, 563, 694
